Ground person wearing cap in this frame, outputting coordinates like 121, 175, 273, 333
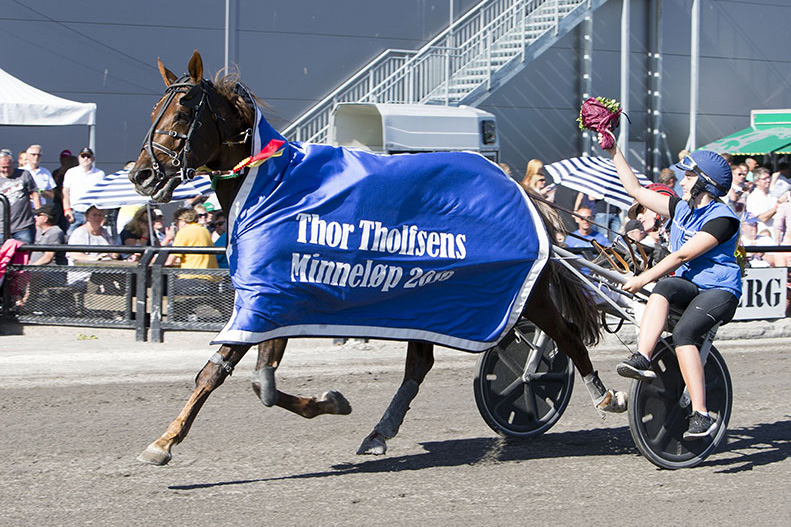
0, 149, 41, 244
29, 204, 67, 266
150, 208, 173, 246
602, 132, 742, 440
23, 145, 57, 206
62, 147, 105, 236
622, 219, 645, 243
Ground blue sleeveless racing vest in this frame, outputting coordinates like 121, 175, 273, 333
670, 200, 741, 298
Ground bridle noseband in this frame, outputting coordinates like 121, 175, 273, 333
142, 75, 251, 184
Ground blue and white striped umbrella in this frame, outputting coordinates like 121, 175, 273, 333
544, 156, 651, 210
74, 169, 214, 209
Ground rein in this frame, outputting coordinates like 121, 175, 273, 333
142, 75, 251, 184
527, 191, 649, 274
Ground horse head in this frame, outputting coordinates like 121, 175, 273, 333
130, 50, 254, 203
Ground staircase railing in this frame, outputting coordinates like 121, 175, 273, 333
283, 0, 590, 143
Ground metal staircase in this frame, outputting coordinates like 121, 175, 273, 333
283, 0, 608, 143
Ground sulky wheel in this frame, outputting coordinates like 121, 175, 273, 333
473, 319, 574, 438
627, 339, 732, 469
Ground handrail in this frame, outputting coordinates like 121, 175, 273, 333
18, 244, 225, 254
282, 0, 590, 142
281, 48, 417, 136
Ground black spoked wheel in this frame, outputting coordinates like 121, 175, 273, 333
628, 340, 732, 469
473, 319, 574, 438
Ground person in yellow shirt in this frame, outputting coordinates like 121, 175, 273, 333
165, 207, 218, 294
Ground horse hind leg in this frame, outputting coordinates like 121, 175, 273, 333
524, 278, 627, 414
251, 338, 286, 406
357, 340, 434, 456
138, 344, 251, 465
252, 338, 352, 418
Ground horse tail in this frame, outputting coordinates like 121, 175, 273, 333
545, 259, 602, 346
526, 192, 602, 346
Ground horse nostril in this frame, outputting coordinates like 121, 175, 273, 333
131, 168, 153, 187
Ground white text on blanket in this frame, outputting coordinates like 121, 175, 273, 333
291, 213, 465, 293
296, 213, 467, 259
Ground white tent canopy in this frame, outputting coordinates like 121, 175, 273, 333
0, 67, 96, 149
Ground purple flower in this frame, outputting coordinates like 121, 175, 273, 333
577, 97, 622, 149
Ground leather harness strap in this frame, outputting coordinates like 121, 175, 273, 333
209, 352, 234, 375
142, 76, 251, 185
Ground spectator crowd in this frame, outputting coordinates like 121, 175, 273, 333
512, 153, 791, 270
5, 144, 791, 277
0, 145, 228, 273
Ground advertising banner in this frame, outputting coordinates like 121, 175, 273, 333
734, 267, 787, 320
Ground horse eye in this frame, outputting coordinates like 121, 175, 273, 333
174, 111, 190, 123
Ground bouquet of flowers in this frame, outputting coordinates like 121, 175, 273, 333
577, 97, 622, 150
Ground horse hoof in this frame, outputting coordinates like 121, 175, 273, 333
596, 389, 628, 413
321, 391, 352, 415
137, 444, 172, 466
357, 432, 387, 455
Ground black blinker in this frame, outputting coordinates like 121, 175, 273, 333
179, 85, 202, 108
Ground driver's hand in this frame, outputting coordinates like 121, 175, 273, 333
622, 275, 644, 294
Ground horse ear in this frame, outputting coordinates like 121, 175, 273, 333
188, 50, 204, 83
157, 58, 177, 87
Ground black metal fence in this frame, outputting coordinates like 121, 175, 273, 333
2, 238, 790, 343
1, 245, 230, 342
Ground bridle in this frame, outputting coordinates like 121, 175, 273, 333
142, 75, 251, 184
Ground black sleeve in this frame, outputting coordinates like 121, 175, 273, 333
700, 217, 740, 243
668, 196, 681, 218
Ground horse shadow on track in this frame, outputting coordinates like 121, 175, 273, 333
169, 419, 791, 490
169, 426, 637, 491
707, 417, 791, 473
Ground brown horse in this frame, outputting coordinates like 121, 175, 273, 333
129, 51, 626, 466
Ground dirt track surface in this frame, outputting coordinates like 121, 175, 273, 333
1, 324, 790, 526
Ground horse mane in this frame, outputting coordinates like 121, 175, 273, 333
528, 192, 602, 346
212, 69, 264, 127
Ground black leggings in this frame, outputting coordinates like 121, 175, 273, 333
652, 277, 739, 347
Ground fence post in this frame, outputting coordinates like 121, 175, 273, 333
149, 250, 169, 343
0, 194, 10, 242
135, 248, 155, 342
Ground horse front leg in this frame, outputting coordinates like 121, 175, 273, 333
252, 338, 352, 418
357, 340, 434, 455
138, 344, 251, 465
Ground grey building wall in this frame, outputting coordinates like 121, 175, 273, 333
1, 0, 790, 178
483, 0, 791, 177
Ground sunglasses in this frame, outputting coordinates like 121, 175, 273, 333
580, 216, 595, 222
197, 213, 208, 218
80, 153, 93, 158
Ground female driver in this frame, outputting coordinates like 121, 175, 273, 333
603, 137, 741, 440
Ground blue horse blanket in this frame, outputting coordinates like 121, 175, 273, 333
212, 108, 550, 351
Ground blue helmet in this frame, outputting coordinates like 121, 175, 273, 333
672, 150, 732, 197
